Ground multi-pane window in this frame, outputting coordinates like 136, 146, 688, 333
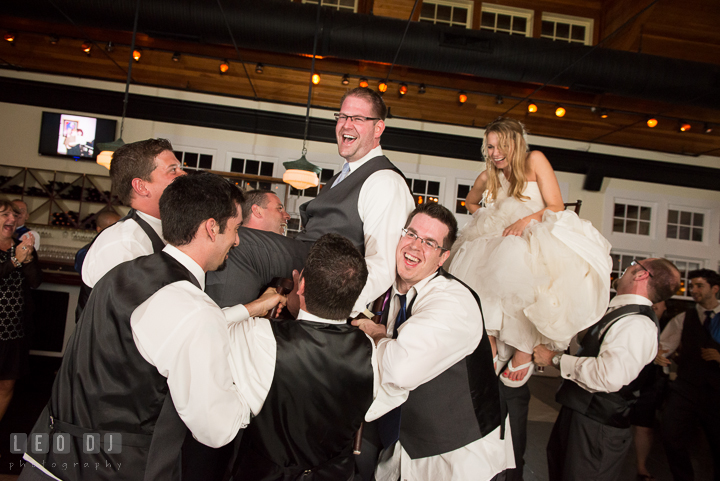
541, 13, 593, 45
455, 183, 471, 214
480, 4, 533, 36
407, 178, 441, 207
613, 202, 651, 236
290, 168, 335, 198
230, 157, 275, 190
302, 0, 356, 12
610, 252, 648, 286
667, 257, 703, 297
667, 209, 704, 242
174, 151, 213, 172
419, 0, 472, 28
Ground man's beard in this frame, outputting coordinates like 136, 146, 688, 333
216, 259, 228, 271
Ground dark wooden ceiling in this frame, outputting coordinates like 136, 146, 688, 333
1, 0, 720, 160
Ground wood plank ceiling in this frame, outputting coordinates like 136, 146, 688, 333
1, 0, 720, 160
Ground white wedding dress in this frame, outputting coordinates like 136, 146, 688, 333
448, 175, 612, 353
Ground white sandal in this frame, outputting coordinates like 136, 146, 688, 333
499, 358, 535, 387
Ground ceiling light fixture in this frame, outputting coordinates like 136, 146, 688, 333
311, 73, 321, 85
172, 52, 181, 62
495, 95, 504, 105
132, 49, 142, 62
679, 121, 691, 132
418, 84, 426, 94
359, 77, 369, 88
255, 63, 263, 74
398, 83, 408, 96
600, 109, 609, 119
81, 41, 92, 55
458, 91, 468, 104
555, 106, 566, 118
341, 74, 350, 85
704, 123, 713, 134
219, 61, 230, 74
4, 32, 16, 44
646, 118, 658, 128
378, 81, 388, 93
527, 102, 538, 113
49, 35, 60, 45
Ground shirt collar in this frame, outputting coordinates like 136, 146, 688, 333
162, 245, 206, 290
343, 145, 383, 174
297, 309, 347, 325
696, 302, 720, 317
136, 210, 164, 239
610, 293, 652, 308
392, 268, 440, 305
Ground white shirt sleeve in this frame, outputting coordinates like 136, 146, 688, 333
366, 278, 482, 421
559, 314, 658, 393
82, 220, 159, 288
131, 281, 251, 448
355, 169, 415, 315
659, 312, 685, 355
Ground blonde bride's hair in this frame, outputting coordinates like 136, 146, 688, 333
482, 118, 530, 202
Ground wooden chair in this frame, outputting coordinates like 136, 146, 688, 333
564, 200, 582, 215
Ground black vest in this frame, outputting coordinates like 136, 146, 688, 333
234, 319, 374, 481
675, 308, 720, 394
394, 269, 502, 459
76, 209, 165, 321
296, 156, 406, 252
555, 304, 658, 429
27, 252, 198, 480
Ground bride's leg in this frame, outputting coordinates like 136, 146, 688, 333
502, 350, 533, 381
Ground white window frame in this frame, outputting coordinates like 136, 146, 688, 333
172, 145, 217, 172
302, 0, 357, 13
666, 204, 709, 244
454, 179, 475, 216
480, 3, 534, 37
665, 255, 705, 299
611, 198, 656, 238
405, 174, 445, 208
541, 12, 594, 45
419, 0, 474, 29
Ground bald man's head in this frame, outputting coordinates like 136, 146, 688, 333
96, 211, 121, 233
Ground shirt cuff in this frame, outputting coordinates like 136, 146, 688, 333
559, 353, 576, 381
222, 304, 250, 324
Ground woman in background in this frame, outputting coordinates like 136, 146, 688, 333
449, 118, 612, 386
0, 199, 41, 420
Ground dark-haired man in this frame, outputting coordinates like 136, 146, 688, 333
81, 138, 185, 290
227, 233, 375, 480
535, 258, 681, 481
658, 268, 720, 481
355, 203, 513, 481
20, 173, 283, 481
240, 189, 290, 235
207, 88, 414, 316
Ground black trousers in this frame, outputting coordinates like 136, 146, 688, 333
547, 406, 631, 481
662, 387, 720, 481
498, 380, 531, 481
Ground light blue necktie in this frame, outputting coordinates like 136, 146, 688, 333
331, 163, 351, 188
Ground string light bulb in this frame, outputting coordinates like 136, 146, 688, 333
378, 81, 388, 93
311, 73, 321, 85
398, 83, 408, 96
679, 122, 691, 132
555, 106, 566, 117
219, 61, 229, 74
458, 91, 468, 104
527, 102, 538, 113
132, 49, 142, 62
646, 118, 658, 128
359, 78, 369, 88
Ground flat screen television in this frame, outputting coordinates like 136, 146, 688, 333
39, 112, 117, 160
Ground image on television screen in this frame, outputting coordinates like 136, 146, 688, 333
56, 114, 98, 158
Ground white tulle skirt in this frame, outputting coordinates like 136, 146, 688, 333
448, 197, 612, 353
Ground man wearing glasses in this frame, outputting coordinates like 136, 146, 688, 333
534, 258, 681, 481
354, 203, 514, 481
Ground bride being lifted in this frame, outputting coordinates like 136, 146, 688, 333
448, 118, 612, 387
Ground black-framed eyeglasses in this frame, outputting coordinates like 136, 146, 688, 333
334, 113, 381, 124
401, 228, 447, 252
631, 259, 653, 278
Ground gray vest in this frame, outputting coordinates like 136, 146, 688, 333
296, 156, 405, 252
399, 269, 502, 459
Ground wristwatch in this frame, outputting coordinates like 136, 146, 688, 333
551, 353, 563, 367
10, 256, 22, 268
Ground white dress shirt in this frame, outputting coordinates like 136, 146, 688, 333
366, 271, 514, 481
660, 302, 720, 355
226, 309, 379, 415
82, 210, 164, 288
340, 146, 416, 315
559, 294, 658, 393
